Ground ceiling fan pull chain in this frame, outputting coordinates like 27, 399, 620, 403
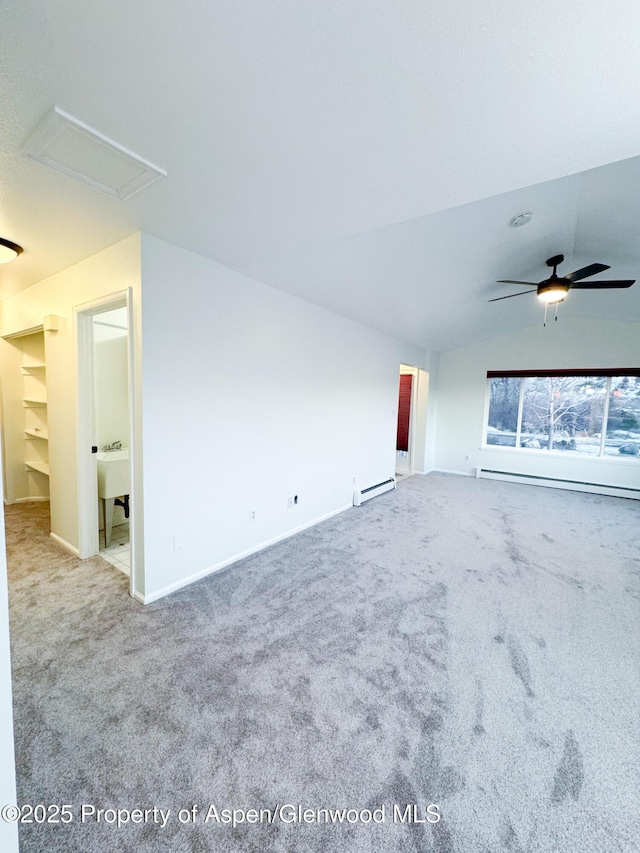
543, 303, 548, 327
555, 302, 559, 321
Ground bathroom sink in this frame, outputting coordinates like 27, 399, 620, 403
97, 450, 130, 499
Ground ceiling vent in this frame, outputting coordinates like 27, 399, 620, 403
22, 107, 167, 200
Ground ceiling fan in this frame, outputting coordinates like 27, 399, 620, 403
490, 254, 635, 305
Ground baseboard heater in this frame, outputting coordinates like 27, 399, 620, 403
476, 468, 640, 501
353, 477, 396, 506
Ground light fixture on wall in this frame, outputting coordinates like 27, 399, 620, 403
0, 237, 23, 264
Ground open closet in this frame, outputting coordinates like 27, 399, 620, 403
0, 327, 50, 524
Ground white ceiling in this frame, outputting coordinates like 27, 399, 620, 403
1, 0, 640, 350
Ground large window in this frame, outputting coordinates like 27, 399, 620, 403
486, 371, 640, 459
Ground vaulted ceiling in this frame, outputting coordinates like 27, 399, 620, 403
1, 1, 640, 350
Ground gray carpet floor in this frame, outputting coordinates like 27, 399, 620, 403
7, 473, 640, 852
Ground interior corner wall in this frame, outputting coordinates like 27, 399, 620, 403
432, 316, 640, 489
0, 235, 142, 553
423, 350, 439, 472
140, 235, 423, 601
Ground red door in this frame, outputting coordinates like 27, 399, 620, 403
396, 374, 413, 452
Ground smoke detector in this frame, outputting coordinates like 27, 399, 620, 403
509, 211, 532, 228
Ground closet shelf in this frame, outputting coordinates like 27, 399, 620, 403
25, 461, 50, 476
24, 429, 48, 440
22, 398, 47, 407
20, 364, 46, 374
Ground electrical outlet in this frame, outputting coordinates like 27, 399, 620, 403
352, 475, 356, 484
287, 496, 293, 509
465, 454, 470, 461
294, 495, 299, 505
173, 534, 181, 552
249, 509, 256, 523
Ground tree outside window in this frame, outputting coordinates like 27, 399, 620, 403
486, 373, 640, 458
521, 376, 605, 451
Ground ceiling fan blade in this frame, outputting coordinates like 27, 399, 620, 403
496, 280, 538, 286
565, 262, 610, 282
570, 280, 635, 289
488, 290, 536, 302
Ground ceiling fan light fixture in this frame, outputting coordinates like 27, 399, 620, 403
492, 253, 635, 326
537, 285, 568, 304
0, 237, 23, 264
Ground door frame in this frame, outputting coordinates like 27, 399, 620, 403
75, 289, 137, 597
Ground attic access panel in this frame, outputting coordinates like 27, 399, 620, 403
22, 107, 166, 200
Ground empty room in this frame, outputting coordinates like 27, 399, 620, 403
0, 3, 639, 852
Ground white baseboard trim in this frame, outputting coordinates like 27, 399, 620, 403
142, 504, 353, 605
431, 468, 475, 477
50, 532, 80, 557
477, 468, 640, 500
5, 496, 50, 505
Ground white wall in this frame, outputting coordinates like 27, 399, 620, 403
94, 336, 129, 451
433, 316, 640, 490
412, 368, 430, 474
424, 350, 439, 473
94, 333, 130, 531
0, 456, 19, 852
0, 235, 141, 554
140, 235, 424, 601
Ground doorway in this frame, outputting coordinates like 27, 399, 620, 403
76, 292, 136, 597
396, 365, 418, 478
93, 306, 130, 572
